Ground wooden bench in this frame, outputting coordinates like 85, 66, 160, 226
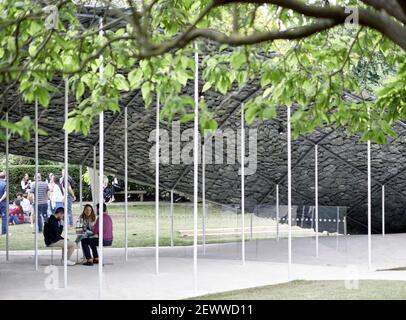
114, 190, 146, 201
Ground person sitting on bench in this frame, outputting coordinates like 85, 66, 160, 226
81, 203, 113, 266
43, 207, 76, 266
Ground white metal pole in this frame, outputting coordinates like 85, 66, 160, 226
276, 184, 279, 242
170, 189, 174, 248
202, 142, 206, 255
34, 98, 39, 271
287, 105, 292, 279
79, 165, 83, 212
336, 206, 339, 250
241, 103, 245, 266
63, 78, 69, 286
5, 112, 9, 261
93, 146, 96, 208
193, 44, 199, 291
367, 139, 372, 270
124, 106, 128, 261
382, 185, 385, 237
155, 94, 160, 275
98, 17, 104, 297
315, 144, 319, 257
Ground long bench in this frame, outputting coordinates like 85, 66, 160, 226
114, 190, 146, 201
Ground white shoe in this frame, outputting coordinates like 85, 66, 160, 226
67, 260, 76, 266
61, 260, 76, 266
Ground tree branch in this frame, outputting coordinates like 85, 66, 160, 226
213, 0, 406, 50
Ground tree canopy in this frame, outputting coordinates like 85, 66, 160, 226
0, 0, 405, 144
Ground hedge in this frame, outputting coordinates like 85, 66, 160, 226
0, 164, 158, 201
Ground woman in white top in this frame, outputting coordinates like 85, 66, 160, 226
51, 176, 64, 213
21, 173, 31, 193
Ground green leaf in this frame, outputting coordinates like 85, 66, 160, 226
76, 81, 85, 100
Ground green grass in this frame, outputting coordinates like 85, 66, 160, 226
189, 280, 406, 300
0, 202, 280, 251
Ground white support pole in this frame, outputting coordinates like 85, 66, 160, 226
287, 105, 292, 279
93, 146, 96, 208
155, 94, 160, 275
202, 142, 206, 255
34, 99, 39, 271
315, 144, 319, 257
336, 206, 339, 251
98, 111, 104, 297
241, 103, 245, 266
193, 44, 199, 291
382, 185, 385, 237
344, 212, 348, 236
5, 112, 9, 261
79, 165, 83, 211
63, 78, 69, 286
170, 189, 174, 248
98, 17, 104, 297
276, 184, 279, 242
124, 106, 128, 261
367, 139, 372, 270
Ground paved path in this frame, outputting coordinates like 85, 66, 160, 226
1, 234, 406, 299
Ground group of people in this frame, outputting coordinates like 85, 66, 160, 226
43, 203, 114, 266
1, 170, 75, 235
1, 170, 115, 266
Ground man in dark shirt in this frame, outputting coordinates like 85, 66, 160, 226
44, 207, 75, 265
0, 172, 7, 235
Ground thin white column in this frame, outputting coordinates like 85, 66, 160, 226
93, 146, 96, 208
344, 213, 347, 236
170, 189, 174, 247
98, 113, 104, 296
79, 165, 83, 211
193, 45, 199, 291
276, 184, 279, 242
5, 112, 9, 260
382, 185, 385, 237
336, 206, 339, 250
124, 106, 128, 261
287, 105, 292, 279
367, 139, 372, 270
98, 17, 104, 297
315, 144, 319, 257
241, 103, 245, 265
63, 78, 69, 286
155, 94, 160, 275
202, 142, 206, 255
34, 98, 39, 271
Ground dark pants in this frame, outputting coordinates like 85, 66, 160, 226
81, 238, 112, 260
1, 204, 6, 235
36, 203, 48, 232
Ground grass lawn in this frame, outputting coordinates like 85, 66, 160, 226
0, 202, 282, 251
190, 280, 406, 300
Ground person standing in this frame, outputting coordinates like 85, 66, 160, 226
21, 173, 31, 193
61, 169, 75, 227
0, 172, 7, 235
51, 176, 64, 213
46, 173, 54, 218
31, 173, 50, 232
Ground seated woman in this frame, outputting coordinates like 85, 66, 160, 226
81, 203, 113, 266
75, 204, 96, 244
9, 200, 24, 225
